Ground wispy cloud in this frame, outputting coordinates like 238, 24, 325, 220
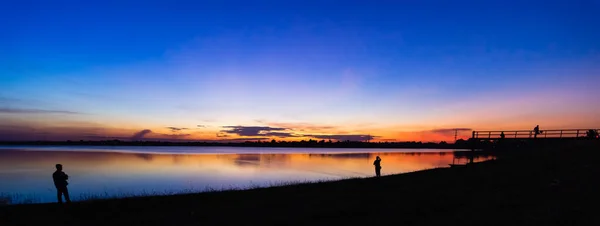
216, 138, 271, 142
256, 120, 336, 132
303, 134, 377, 141
166, 127, 188, 132
221, 124, 378, 141
216, 132, 230, 137
262, 132, 297, 138
131, 129, 152, 140
220, 126, 288, 136
0, 108, 82, 114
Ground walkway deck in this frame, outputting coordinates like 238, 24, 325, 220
471, 129, 599, 140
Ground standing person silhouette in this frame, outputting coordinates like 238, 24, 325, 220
53, 164, 71, 204
533, 125, 540, 138
373, 156, 382, 177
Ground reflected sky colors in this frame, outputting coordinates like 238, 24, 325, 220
0, 147, 491, 203
1, 1, 599, 142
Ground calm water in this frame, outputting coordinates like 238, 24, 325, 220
0, 146, 492, 203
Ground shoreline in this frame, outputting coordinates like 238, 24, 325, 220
0, 149, 492, 205
2, 144, 599, 226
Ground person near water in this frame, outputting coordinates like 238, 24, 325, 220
373, 156, 382, 177
500, 131, 505, 139
533, 125, 540, 138
53, 164, 71, 204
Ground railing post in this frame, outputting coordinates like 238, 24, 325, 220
560, 130, 563, 138
472, 131, 475, 139
514, 131, 517, 138
488, 131, 491, 139
576, 130, 579, 138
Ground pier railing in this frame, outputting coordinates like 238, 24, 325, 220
471, 129, 599, 140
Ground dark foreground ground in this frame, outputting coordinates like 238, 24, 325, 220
2, 142, 599, 226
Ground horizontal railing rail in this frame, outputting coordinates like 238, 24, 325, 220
472, 129, 600, 139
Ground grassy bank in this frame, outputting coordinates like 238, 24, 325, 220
2, 144, 599, 226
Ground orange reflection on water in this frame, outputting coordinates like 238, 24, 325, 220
0, 148, 492, 203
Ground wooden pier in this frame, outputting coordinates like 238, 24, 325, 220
471, 129, 599, 140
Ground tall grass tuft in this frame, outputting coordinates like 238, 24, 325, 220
0, 192, 12, 206
0, 192, 41, 205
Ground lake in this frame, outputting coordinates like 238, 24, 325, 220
0, 146, 493, 203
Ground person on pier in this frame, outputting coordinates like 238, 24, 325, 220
533, 125, 540, 138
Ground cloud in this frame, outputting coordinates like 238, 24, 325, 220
221, 126, 288, 136
255, 120, 336, 131
166, 127, 188, 132
130, 129, 190, 141
303, 134, 377, 142
216, 138, 271, 142
197, 125, 207, 128
0, 108, 81, 114
131, 129, 152, 140
263, 132, 297, 138
216, 132, 230, 137
220, 125, 375, 140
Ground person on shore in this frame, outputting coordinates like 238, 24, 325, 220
53, 164, 71, 204
500, 132, 505, 139
373, 156, 382, 177
533, 125, 540, 138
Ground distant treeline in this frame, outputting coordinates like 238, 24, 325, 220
0, 139, 477, 149
2, 138, 598, 149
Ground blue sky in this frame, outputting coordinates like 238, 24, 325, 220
1, 0, 599, 141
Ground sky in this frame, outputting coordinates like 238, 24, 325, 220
1, 0, 599, 142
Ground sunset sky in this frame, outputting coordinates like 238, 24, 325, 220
1, 0, 599, 142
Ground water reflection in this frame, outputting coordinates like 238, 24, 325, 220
0, 148, 492, 203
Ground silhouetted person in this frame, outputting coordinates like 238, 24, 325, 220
533, 125, 540, 138
586, 129, 599, 139
500, 132, 505, 139
373, 156, 382, 177
53, 164, 71, 204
